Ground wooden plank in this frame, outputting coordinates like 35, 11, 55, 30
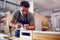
33, 33, 60, 40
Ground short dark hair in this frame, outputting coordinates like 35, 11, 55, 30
20, 1, 30, 8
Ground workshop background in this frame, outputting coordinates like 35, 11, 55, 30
0, 0, 60, 40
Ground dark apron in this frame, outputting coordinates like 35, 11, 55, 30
15, 11, 30, 37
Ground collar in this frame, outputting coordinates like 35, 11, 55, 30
20, 9, 23, 16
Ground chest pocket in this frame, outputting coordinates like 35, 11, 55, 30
16, 11, 30, 25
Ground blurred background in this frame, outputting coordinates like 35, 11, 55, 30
0, 0, 60, 34
0, 0, 60, 40
0, 0, 33, 34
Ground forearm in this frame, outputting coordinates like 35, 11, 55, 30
27, 26, 35, 30
10, 19, 17, 28
10, 23, 16, 28
28, 23, 35, 30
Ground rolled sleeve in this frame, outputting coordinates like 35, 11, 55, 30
11, 10, 18, 20
29, 13, 35, 25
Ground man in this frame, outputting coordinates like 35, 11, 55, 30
9, 1, 35, 37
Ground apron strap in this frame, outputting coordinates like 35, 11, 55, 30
16, 11, 30, 25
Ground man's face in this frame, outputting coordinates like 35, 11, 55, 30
20, 7, 29, 15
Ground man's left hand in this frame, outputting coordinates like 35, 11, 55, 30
24, 24, 29, 30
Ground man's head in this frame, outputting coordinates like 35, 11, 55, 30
20, 1, 30, 15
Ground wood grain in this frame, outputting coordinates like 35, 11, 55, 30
33, 33, 60, 40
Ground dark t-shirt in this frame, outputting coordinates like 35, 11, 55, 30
11, 10, 35, 25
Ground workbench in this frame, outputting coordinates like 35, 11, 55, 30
3, 31, 60, 40
13, 31, 60, 40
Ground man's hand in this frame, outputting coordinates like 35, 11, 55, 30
16, 23, 21, 28
24, 24, 29, 30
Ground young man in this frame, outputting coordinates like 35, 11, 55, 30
9, 1, 35, 37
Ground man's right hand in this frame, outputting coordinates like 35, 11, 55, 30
16, 23, 21, 28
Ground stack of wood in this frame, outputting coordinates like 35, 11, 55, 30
34, 13, 49, 31
4, 11, 12, 34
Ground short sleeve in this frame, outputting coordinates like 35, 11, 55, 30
28, 13, 35, 24
11, 10, 18, 20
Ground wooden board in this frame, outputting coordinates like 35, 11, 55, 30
33, 33, 60, 40
4, 11, 12, 34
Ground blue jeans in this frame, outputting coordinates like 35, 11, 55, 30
15, 30, 20, 37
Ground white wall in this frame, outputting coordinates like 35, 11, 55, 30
6, 3, 17, 10
7, 0, 17, 4
0, 1, 4, 8
6, 0, 34, 13
29, 1, 33, 13
40, 11, 52, 16
6, 0, 20, 10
